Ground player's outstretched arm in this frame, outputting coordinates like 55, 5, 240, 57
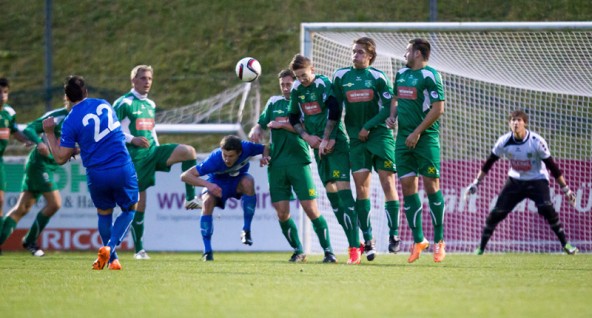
42, 117, 74, 165
260, 145, 271, 167
543, 157, 576, 207
289, 113, 320, 149
248, 124, 263, 143
386, 97, 398, 128
464, 171, 486, 199
12, 129, 33, 147
130, 136, 150, 148
181, 168, 223, 198
463, 153, 499, 201
555, 175, 577, 207
180, 167, 205, 187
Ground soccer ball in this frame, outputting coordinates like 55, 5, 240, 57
235, 57, 261, 82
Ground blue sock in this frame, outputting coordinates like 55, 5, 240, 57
109, 251, 119, 263
241, 195, 256, 231
107, 211, 135, 254
201, 215, 213, 253
97, 214, 112, 246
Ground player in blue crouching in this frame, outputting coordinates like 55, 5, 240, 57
43, 75, 138, 270
181, 135, 268, 261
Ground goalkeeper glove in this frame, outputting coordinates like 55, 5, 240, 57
561, 186, 576, 207
463, 179, 480, 202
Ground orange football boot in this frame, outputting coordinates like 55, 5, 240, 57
92, 246, 111, 270
407, 238, 429, 263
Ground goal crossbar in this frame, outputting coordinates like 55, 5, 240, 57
300, 22, 592, 254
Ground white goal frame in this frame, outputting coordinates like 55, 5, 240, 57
302, 21, 592, 57
300, 21, 592, 255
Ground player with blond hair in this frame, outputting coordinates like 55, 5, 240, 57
113, 65, 200, 260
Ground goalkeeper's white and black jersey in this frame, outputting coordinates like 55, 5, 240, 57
492, 130, 551, 181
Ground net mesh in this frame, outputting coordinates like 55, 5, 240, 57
154, 82, 260, 136
305, 27, 592, 254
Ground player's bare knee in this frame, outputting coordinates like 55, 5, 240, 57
423, 177, 440, 194
9, 205, 29, 219
45, 201, 61, 214
177, 144, 196, 159
303, 208, 321, 220
276, 210, 290, 221
238, 175, 255, 194
201, 203, 215, 216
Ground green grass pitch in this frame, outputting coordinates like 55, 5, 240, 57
1, 251, 591, 318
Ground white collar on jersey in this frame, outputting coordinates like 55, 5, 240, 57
131, 88, 148, 100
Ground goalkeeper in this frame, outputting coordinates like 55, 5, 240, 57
465, 110, 578, 255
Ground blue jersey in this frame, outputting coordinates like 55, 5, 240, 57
196, 141, 264, 180
60, 98, 131, 170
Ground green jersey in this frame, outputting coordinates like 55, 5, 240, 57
288, 74, 347, 141
113, 90, 158, 160
332, 66, 393, 139
22, 107, 70, 168
258, 95, 311, 167
394, 65, 445, 138
0, 104, 20, 161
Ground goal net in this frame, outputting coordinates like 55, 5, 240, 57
154, 82, 260, 138
301, 22, 592, 254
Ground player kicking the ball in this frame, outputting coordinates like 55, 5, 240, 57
43, 75, 139, 270
466, 110, 578, 255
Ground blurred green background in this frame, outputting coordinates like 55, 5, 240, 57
1, 0, 590, 152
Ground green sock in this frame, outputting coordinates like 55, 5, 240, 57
0, 217, 17, 245
130, 211, 145, 252
428, 190, 445, 243
311, 215, 332, 252
404, 194, 424, 243
355, 199, 372, 242
182, 159, 197, 200
279, 218, 302, 252
338, 189, 359, 247
385, 200, 400, 236
23, 211, 51, 245
326, 191, 344, 228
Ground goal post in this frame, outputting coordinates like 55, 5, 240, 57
154, 82, 260, 139
301, 22, 592, 254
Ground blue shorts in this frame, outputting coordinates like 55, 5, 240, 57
202, 173, 248, 208
87, 161, 139, 211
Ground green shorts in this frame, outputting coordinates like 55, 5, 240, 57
22, 160, 59, 199
268, 163, 317, 202
349, 130, 396, 173
395, 135, 441, 178
133, 144, 177, 191
314, 138, 351, 185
